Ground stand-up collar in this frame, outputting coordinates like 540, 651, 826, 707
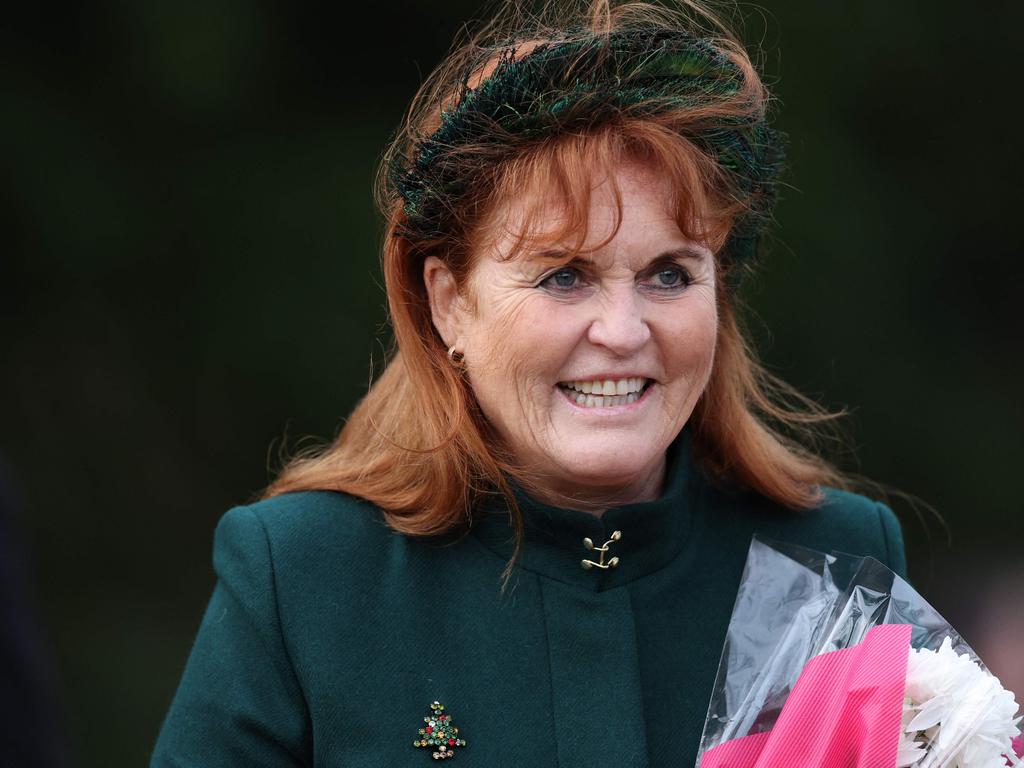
470, 427, 700, 591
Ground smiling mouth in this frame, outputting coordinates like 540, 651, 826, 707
556, 377, 653, 408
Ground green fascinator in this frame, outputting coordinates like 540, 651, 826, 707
390, 28, 786, 278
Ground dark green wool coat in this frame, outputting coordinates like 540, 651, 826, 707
151, 428, 907, 767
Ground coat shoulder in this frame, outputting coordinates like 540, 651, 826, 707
703, 479, 909, 580
241, 489, 392, 538
814, 486, 884, 528
809, 487, 908, 579
213, 490, 399, 580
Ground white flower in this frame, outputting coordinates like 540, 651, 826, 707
896, 636, 1021, 768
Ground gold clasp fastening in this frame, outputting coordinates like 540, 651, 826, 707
581, 530, 622, 570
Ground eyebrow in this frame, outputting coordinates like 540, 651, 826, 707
532, 245, 709, 266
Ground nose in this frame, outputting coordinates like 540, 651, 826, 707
586, 284, 651, 355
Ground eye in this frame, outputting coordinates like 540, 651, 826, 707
539, 267, 587, 292
641, 265, 693, 291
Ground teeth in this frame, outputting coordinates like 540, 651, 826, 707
560, 380, 652, 408
560, 377, 648, 396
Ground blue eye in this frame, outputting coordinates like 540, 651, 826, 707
540, 267, 585, 292
539, 264, 693, 294
645, 266, 692, 291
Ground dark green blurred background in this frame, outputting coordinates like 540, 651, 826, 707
2, 1, 1021, 765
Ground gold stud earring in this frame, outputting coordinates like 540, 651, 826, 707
446, 345, 464, 365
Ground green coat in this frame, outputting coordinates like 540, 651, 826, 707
151, 429, 907, 767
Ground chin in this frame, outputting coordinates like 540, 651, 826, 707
549, 442, 661, 490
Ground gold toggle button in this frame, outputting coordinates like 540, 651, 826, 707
581, 530, 622, 570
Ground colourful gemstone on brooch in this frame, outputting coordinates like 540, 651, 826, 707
413, 700, 466, 759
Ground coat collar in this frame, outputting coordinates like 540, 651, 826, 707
470, 427, 701, 591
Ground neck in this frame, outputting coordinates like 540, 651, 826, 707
520, 455, 668, 517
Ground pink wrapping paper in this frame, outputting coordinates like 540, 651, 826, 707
700, 623, 912, 768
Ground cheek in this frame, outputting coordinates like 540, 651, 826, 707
660, 296, 719, 377
471, 295, 582, 377
464, 297, 580, 445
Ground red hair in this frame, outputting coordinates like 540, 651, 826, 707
263, 1, 850, 586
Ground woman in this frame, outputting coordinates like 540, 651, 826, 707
152, 1, 908, 766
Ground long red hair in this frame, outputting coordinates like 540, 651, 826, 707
263, 0, 850, 585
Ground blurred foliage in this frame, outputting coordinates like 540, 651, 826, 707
1, 1, 1021, 765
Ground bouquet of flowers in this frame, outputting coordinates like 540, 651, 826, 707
697, 537, 1022, 768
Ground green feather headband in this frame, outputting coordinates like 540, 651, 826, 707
391, 28, 786, 276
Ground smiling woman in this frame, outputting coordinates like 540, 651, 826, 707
423, 161, 719, 507
151, 1, 908, 766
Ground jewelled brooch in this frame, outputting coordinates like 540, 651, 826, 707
413, 700, 467, 760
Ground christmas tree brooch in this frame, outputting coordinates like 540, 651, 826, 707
413, 700, 466, 760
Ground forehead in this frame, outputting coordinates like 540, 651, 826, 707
479, 161, 697, 264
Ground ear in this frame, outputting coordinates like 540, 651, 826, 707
423, 256, 468, 350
